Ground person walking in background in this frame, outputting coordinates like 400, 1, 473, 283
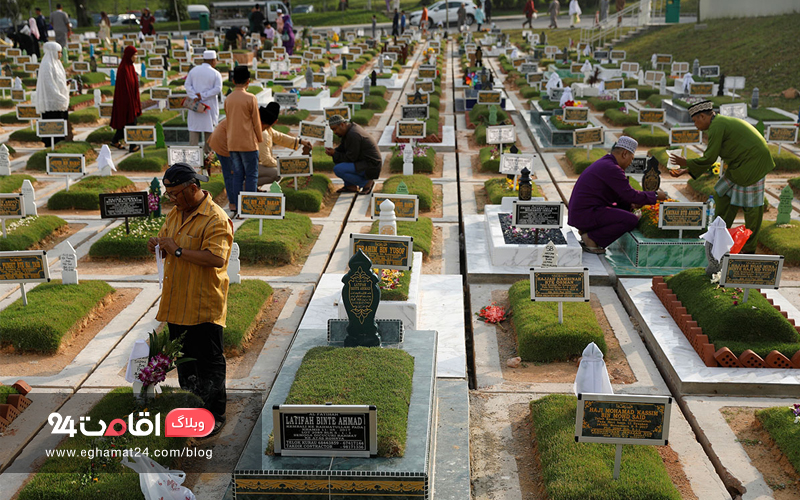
371, 14, 377, 38
185, 50, 222, 148
523, 0, 537, 28
50, 4, 70, 48
36, 41, 70, 147
224, 66, 262, 210
400, 10, 406, 34
257, 103, 312, 187
224, 25, 244, 50
280, 13, 295, 55
34, 7, 47, 43
392, 9, 399, 36
98, 12, 111, 46
569, 0, 581, 27
248, 5, 264, 35
599, 0, 609, 21
140, 8, 155, 35
457, 2, 467, 30
484, 0, 493, 22
420, 5, 428, 36
548, 0, 560, 28
474, 4, 485, 31
616, 0, 625, 25
326, 115, 382, 195
109, 46, 142, 153
275, 10, 284, 32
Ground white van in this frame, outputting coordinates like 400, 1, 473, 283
209, 1, 288, 29
187, 4, 211, 20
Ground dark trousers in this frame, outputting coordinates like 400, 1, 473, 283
168, 322, 227, 422
41, 110, 69, 147
715, 193, 764, 254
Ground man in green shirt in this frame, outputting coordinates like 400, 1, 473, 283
669, 100, 775, 253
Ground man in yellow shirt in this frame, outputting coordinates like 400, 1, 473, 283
148, 163, 234, 438
257, 102, 312, 186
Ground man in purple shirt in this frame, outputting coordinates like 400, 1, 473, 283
568, 136, 666, 253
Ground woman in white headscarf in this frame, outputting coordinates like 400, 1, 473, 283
36, 42, 70, 147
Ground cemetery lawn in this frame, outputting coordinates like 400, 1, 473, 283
756, 406, 800, 476
759, 221, 800, 265
26, 142, 96, 171
649, 147, 700, 169
86, 125, 115, 144
280, 174, 332, 212
369, 217, 433, 258
0, 385, 19, 405
549, 115, 588, 131
382, 174, 433, 211
769, 144, 800, 172
479, 146, 515, 174
138, 109, 179, 124
604, 109, 640, 127
509, 280, 606, 362
748, 108, 793, 122
622, 125, 669, 147
565, 147, 607, 175
234, 213, 316, 265
0, 215, 68, 251
537, 99, 562, 111
389, 146, 436, 174
277, 109, 309, 125
281, 346, 414, 457
587, 97, 621, 111
46, 175, 134, 210
484, 178, 541, 205
89, 216, 164, 259
17, 387, 203, 500
666, 268, 800, 358
224, 279, 274, 350
469, 104, 510, 127
0, 280, 114, 352
351, 109, 375, 126
0, 173, 35, 193
117, 146, 168, 172
529, 394, 681, 500
68, 107, 99, 124
9, 128, 40, 143
311, 146, 334, 171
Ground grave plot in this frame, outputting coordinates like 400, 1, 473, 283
0, 216, 73, 252
363, 175, 443, 219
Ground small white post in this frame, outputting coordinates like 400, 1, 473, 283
20, 282, 27, 306
586, 145, 590, 160
778, 143, 782, 155
378, 199, 397, 235
613, 444, 623, 480
678, 229, 683, 239
65, 177, 70, 192
21, 180, 37, 215
140, 146, 145, 159
1, 219, 6, 238
558, 301, 563, 324
259, 219, 264, 236
61, 241, 79, 285
743, 288, 750, 303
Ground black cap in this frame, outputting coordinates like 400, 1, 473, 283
260, 102, 280, 125
163, 162, 209, 187
233, 65, 250, 83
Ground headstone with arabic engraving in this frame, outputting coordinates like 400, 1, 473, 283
61, 242, 79, 284
777, 184, 793, 225
395, 181, 409, 195
341, 250, 382, 347
641, 156, 661, 192
21, 179, 37, 216
228, 242, 241, 284
0, 144, 9, 176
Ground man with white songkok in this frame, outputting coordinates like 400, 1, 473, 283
185, 50, 223, 148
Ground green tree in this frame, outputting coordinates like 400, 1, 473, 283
71, 0, 91, 29
0, 0, 33, 30
163, 0, 189, 21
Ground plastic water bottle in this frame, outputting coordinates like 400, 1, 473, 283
707, 195, 715, 224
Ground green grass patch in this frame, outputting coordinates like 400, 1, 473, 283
0, 385, 19, 405
18, 387, 202, 499
69, 94, 95, 107
389, 146, 436, 174
277, 345, 414, 459
686, 171, 717, 200
0, 173, 36, 193
326, 76, 349, 88
201, 173, 226, 200
479, 146, 509, 173
138, 109, 179, 124
234, 213, 316, 265
530, 394, 681, 500
648, 146, 700, 169
9, 128, 40, 143
27, 142, 95, 171
280, 174, 332, 212
604, 109, 640, 126
749, 108, 793, 122
89, 216, 164, 259
769, 144, 800, 172
86, 125, 115, 144
484, 178, 542, 205
469, 104, 510, 126
382, 175, 433, 211
0, 280, 114, 352
351, 108, 375, 126
760, 220, 800, 266
587, 97, 621, 111
299, 88, 323, 97
537, 98, 562, 111
0, 112, 24, 124
645, 94, 671, 108
363, 95, 388, 112
549, 114, 588, 131
369, 216, 433, 258
81, 72, 108, 84
224, 279, 274, 350
311, 146, 334, 172
47, 175, 134, 210
475, 124, 487, 146
666, 268, 800, 358
277, 108, 309, 125
622, 125, 669, 147
68, 107, 99, 124
510, 280, 606, 362
520, 86, 540, 99
117, 146, 168, 172
565, 147, 608, 175
756, 406, 800, 476
0, 215, 68, 251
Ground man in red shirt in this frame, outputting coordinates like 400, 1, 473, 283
141, 8, 155, 35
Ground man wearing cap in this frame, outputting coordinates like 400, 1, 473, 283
325, 115, 382, 194
147, 163, 234, 438
258, 102, 312, 187
225, 66, 262, 208
185, 50, 223, 148
568, 136, 667, 253
669, 100, 775, 254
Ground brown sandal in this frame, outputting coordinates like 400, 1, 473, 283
336, 185, 358, 194
359, 180, 375, 195
580, 241, 606, 254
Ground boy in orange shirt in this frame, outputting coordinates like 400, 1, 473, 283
223, 66, 262, 209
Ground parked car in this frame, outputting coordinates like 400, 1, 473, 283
408, 0, 476, 29
187, 4, 211, 20
154, 9, 169, 22
110, 13, 139, 26
292, 4, 314, 14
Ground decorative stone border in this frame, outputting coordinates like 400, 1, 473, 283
651, 276, 800, 369
0, 380, 32, 433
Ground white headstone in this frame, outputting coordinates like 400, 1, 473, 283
402, 143, 414, 176
94, 88, 102, 106
541, 240, 558, 268
12, 77, 22, 90
61, 241, 79, 284
96, 144, 116, 176
331, 63, 337, 77
325, 126, 333, 148
227, 242, 241, 284
21, 179, 36, 215
0, 144, 9, 176
378, 198, 397, 235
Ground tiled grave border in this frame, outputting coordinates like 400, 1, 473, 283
0, 381, 32, 433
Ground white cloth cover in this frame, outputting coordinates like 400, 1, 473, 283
97, 145, 116, 172
701, 216, 734, 261
682, 72, 694, 94
597, 79, 605, 94
559, 87, 574, 106
546, 73, 563, 90
651, 53, 658, 68
581, 60, 592, 73
574, 342, 614, 395
36, 41, 69, 114
569, 0, 582, 16
184, 63, 222, 133
583, 44, 591, 56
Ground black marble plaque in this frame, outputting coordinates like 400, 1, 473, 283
513, 202, 562, 228
99, 192, 149, 218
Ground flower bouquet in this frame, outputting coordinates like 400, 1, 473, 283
136, 329, 193, 401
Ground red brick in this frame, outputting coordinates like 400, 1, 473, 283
715, 347, 743, 367
687, 327, 703, 344
0, 415, 8, 433
0, 404, 20, 423
766, 351, 794, 369
12, 380, 31, 396
739, 350, 767, 368
791, 351, 800, 368
702, 344, 718, 367
7, 394, 31, 412
693, 334, 709, 355
680, 314, 692, 334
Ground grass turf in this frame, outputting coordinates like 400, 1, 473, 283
224, 279, 274, 350
17, 387, 202, 500
756, 406, 800, 477
311, 146, 334, 172
389, 146, 436, 174
648, 146, 700, 169
529, 394, 681, 500
549, 115, 588, 131
622, 125, 670, 147
749, 108, 794, 122
86, 125, 115, 144
0, 173, 36, 193
509, 280, 606, 362
0, 385, 19, 405
369, 217, 433, 258
138, 109, 179, 124
760, 220, 800, 265
469, 104, 510, 126
280, 346, 413, 457
89, 216, 164, 259
277, 108, 309, 125
26, 142, 96, 171
46, 175, 134, 210
0, 215, 68, 251
484, 178, 542, 205
279, 174, 332, 212
382, 175, 434, 211
68, 107, 99, 124
769, 144, 800, 173
604, 109, 640, 126
666, 268, 800, 358
9, 128, 40, 143
234, 213, 316, 265
587, 97, 621, 111
117, 146, 168, 172
0, 280, 114, 352
565, 147, 607, 175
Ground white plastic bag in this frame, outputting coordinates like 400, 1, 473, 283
121, 454, 196, 500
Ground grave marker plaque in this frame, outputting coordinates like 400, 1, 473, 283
512, 201, 563, 229
610, 50, 626, 62
486, 125, 515, 145
620, 61, 639, 75
530, 267, 590, 301
350, 234, 413, 271
689, 83, 713, 96
418, 66, 436, 79
616, 88, 638, 102
324, 106, 351, 121
406, 92, 429, 105
699, 65, 720, 78
273, 404, 377, 458
499, 153, 535, 175
150, 87, 171, 100
10, 89, 25, 102
46, 154, 85, 175
0, 250, 49, 283
401, 104, 429, 120
593, 50, 609, 60
477, 91, 502, 105
23, 63, 39, 73
372, 193, 419, 221
168, 94, 188, 110
563, 106, 589, 123
574, 127, 604, 146
670, 127, 702, 145
342, 90, 365, 105
767, 126, 798, 144
655, 54, 672, 65
299, 122, 326, 141
414, 81, 434, 93
638, 109, 665, 123
658, 202, 706, 231
168, 146, 204, 169
396, 121, 426, 139
275, 92, 299, 108
604, 78, 624, 91
575, 394, 671, 446
625, 156, 648, 174
312, 73, 326, 84
124, 126, 157, 144
720, 254, 783, 289
238, 192, 285, 219
173, 49, 188, 59
99, 103, 114, 118
99, 192, 149, 219
519, 63, 538, 75
101, 55, 120, 66
37, 120, 68, 138
0, 194, 24, 219
146, 68, 165, 80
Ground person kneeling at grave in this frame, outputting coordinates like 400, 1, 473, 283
326, 114, 382, 195
668, 100, 775, 254
257, 102, 312, 188
568, 136, 667, 254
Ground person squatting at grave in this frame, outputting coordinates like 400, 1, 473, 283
568, 136, 667, 253
225, 66, 263, 210
36, 41, 71, 147
110, 46, 142, 153
668, 100, 775, 254
147, 163, 234, 438
258, 102, 312, 187
326, 114, 382, 195
185, 50, 223, 149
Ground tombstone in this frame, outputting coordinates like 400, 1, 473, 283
90, 56, 97, 73
93, 89, 102, 106
751, 87, 759, 109
370, 70, 377, 87
0, 144, 9, 176
341, 250, 382, 347
488, 105, 497, 126
342, 57, 348, 70
541, 241, 558, 268
97, 144, 116, 176
777, 185, 793, 225
61, 242, 79, 285
475, 46, 483, 67
21, 179, 36, 216
378, 199, 397, 235
228, 242, 241, 284
403, 143, 414, 175
717, 74, 725, 97
326, 39, 331, 52
363, 76, 371, 96
12, 77, 21, 89
110, 69, 116, 86
303, 66, 313, 88
659, 76, 667, 95
396, 181, 409, 195
378, 56, 384, 74
641, 157, 661, 192
269, 181, 282, 194
331, 63, 337, 77
325, 126, 333, 148
692, 58, 700, 77
518, 167, 532, 200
